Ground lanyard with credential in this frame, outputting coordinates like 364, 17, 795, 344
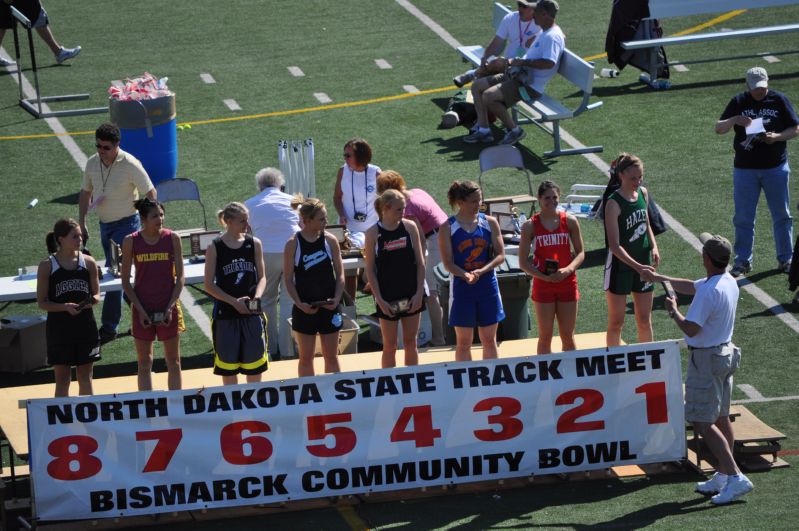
518, 16, 533, 49
351, 167, 368, 214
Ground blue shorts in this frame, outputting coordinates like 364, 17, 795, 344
448, 288, 505, 328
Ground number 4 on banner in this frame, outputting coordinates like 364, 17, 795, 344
390, 405, 442, 447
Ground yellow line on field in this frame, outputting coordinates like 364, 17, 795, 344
337, 506, 370, 531
0, 9, 749, 142
0, 86, 455, 141
582, 9, 748, 62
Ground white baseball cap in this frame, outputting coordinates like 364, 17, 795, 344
746, 67, 768, 89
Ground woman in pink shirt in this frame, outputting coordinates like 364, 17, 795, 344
377, 170, 448, 346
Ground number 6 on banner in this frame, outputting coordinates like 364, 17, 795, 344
136, 429, 183, 472
220, 421, 273, 465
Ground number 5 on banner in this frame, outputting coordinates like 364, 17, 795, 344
306, 413, 357, 457
136, 429, 183, 472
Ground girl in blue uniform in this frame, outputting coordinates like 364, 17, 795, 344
438, 181, 505, 361
36, 219, 101, 397
364, 189, 427, 368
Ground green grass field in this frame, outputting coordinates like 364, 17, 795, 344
1, 1, 798, 528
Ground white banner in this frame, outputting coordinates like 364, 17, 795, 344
28, 341, 685, 520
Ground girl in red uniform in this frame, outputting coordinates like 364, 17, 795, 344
518, 181, 584, 354
121, 198, 185, 391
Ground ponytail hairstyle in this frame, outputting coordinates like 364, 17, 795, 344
217, 201, 249, 227
290, 194, 327, 223
133, 197, 164, 219
46, 218, 81, 254
374, 189, 406, 221
447, 180, 481, 207
609, 152, 643, 185
537, 180, 561, 198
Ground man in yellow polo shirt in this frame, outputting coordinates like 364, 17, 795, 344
79, 123, 156, 343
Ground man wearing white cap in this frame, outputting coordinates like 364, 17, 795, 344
642, 233, 753, 505
716, 66, 799, 277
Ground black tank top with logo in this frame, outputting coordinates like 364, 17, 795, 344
213, 234, 258, 319
293, 232, 335, 303
375, 221, 418, 302
46, 254, 98, 345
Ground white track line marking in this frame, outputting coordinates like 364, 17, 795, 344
673, 64, 689, 72
2, 44, 210, 339
375, 59, 392, 69
288, 66, 305, 77
223, 99, 241, 111
737, 384, 765, 400
396, 0, 799, 335
180, 290, 212, 341
733, 394, 799, 405
403, 85, 420, 93
314, 92, 332, 103
763, 55, 780, 63
200, 73, 216, 84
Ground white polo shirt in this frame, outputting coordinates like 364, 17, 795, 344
684, 272, 739, 348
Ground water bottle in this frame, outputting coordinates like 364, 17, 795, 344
600, 68, 619, 78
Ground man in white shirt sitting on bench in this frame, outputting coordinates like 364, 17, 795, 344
464, 0, 564, 146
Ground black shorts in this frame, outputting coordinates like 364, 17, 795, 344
212, 316, 268, 376
375, 296, 427, 321
0, 1, 46, 30
47, 342, 101, 367
292, 305, 343, 336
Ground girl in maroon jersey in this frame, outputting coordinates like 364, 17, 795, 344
121, 198, 184, 391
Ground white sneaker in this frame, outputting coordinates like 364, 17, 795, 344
696, 472, 727, 494
0, 56, 16, 67
56, 46, 81, 64
710, 474, 753, 505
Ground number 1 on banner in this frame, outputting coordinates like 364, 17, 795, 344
390, 405, 441, 447
635, 382, 669, 424
136, 429, 183, 472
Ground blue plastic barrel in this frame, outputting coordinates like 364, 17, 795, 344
109, 95, 177, 186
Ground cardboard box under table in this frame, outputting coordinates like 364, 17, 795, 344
0, 314, 47, 373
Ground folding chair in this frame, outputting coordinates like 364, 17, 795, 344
477, 145, 536, 214
155, 178, 208, 237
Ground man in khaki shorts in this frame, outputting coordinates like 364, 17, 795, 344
643, 232, 753, 505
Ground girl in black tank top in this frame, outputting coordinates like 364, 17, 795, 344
364, 190, 427, 368
283, 197, 345, 377
203, 202, 267, 385
36, 219, 101, 397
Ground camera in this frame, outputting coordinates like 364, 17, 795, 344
354, 212, 367, 222
247, 298, 262, 313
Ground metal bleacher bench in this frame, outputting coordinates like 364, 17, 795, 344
621, 0, 799, 82
457, 2, 602, 157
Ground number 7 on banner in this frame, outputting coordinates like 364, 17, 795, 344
136, 429, 183, 473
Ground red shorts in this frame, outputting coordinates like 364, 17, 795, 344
132, 303, 185, 342
531, 277, 579, 303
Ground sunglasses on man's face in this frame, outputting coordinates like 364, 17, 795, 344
96, 143, 114, 151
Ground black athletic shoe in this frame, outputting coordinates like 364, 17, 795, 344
99, 327, 117, 344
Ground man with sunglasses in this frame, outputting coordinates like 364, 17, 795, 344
452, 0, 540, 89
79, 122, 156, 343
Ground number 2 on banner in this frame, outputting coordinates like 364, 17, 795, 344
555, 389, 605, 433
136, 429, 183, 472
473, 397, 523, 441
390, 405, 441, 447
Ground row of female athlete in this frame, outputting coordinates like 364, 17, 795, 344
38, 152, 656, 397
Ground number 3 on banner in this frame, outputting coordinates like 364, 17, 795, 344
473, 397, 523, 441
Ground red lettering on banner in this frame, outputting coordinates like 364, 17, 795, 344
635, 382, 669, 424
136, 429, 183, 472
220, 421, 273, 465
47, 435, 102, 480
390, 405, 441, 448
555, 389, 605, 433
473, 397, 523, 442
306, 413, 357, 457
